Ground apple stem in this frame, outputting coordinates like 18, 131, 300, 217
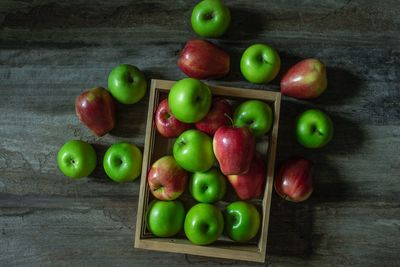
224, 113, 234, 126
178, 140, 186, 146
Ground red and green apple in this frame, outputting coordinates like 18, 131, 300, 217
147, 155, 188, 200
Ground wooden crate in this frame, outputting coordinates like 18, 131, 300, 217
134, 79, 281, 263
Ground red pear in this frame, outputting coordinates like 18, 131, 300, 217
274, 156, 314, 202
281, 58, 327, 99
178, 39, 230, 79
227, 153, 266, 200
75, 87, 115, 136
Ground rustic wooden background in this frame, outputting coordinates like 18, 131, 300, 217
1, 0, 399, 266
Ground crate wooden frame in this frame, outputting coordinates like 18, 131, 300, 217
135, 79, 281, 263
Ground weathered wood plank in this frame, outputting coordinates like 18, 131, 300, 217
0, 124, 398, 201
1, 196, 399, 266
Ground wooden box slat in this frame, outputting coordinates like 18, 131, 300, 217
135, 79, 281, 263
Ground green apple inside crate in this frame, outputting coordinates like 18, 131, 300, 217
135, 79, 281, 263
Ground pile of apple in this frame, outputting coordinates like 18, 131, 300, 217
180, 0, 334, 203
57, 64, 148, 182
147, 78, 273, 244
146, 0, 334, 245
56, 0, 335, 246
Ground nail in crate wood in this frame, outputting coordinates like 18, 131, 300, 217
134, 79, 281, 263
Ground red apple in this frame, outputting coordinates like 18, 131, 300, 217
195, 98, 232, 135
147, 155, 188, 200
213, 126, 255, 175
154, 99, 191, 138
227, 153, 266, 200
280, 58, 327, 99
274, 156, 314, 202
178, 39, 230, 79
75, 87, 115, 136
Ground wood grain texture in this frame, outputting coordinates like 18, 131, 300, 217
0, 0, 399, 266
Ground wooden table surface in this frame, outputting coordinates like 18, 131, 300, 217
1, 1, 399, 266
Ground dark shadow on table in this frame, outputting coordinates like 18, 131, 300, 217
219, 44, 244, 83
270, 51, 305, 88
109, 97, 149, 138
276, 99, 310, 160
312, 156, 353, 202
315, 67, 362, 106
224, 7, 265, 41
267, 193, 316, 258
88, 143, 112, 182
321, 113, 365, 155
267, 155, 352, 258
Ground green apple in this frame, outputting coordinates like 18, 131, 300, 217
233, 100, 273, 137
173, 129, 214, 172
168, 78, 212, 123
184, 203, 224, 245
108, 64, 147, 104
240, 44, 281, 84
224, 201, 260, 242
103, 142, 143, 182
189, 167, 226, 203
57, 140, 97, 179
296, 109, 333, 148
146, 200, 185, 237
191, 0, 231, 38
